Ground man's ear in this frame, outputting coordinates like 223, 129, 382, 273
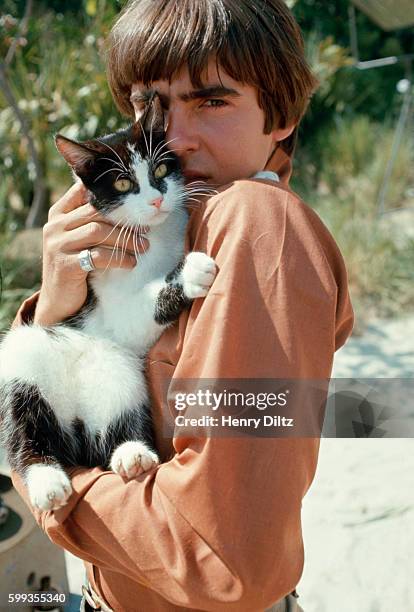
271, 123, 297, 144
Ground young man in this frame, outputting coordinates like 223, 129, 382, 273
11, 1, 354, 610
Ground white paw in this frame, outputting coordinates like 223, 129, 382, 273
26, 464, 72, 511
180, 252, 217, 299
110, 441, 159, 480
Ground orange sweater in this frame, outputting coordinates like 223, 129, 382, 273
11, 147, 354, 611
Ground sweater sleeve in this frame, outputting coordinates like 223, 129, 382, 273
11, 180, 354, 611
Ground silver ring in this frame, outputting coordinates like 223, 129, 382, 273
78, 249, 96, 272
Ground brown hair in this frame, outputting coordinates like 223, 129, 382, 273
105, 0, 318, 155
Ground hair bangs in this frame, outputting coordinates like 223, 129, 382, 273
106, 0, 319, 154
107, 0, 234, 116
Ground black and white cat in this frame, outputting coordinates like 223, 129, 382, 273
0, 95, 218, 511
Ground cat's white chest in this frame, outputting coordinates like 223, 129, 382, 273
87, 274, 158, 349
85, 228, 185, 350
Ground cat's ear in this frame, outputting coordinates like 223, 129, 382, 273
141, 92, 165, 134
55, 134, 100, 172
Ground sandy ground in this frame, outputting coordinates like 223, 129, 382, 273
4, 312, 413, 609
297, 312, 414, 612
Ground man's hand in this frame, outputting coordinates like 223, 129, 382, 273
34, 182, 149, 326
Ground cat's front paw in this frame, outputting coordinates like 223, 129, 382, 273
181, 252, 217, 299
110, 441, 159, 480
26, 464, 72, 511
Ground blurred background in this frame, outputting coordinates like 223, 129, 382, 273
0, 0, 413, 332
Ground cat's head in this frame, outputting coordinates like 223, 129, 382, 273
55, 95, 185, 228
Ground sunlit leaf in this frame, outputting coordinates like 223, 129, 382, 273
86, 0, 97, 17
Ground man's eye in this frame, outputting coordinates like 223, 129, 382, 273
203, 99, 227, 109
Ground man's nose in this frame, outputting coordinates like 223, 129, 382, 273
165, 109, 199, 156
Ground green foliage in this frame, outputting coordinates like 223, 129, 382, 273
0, 1, 125, 232
0, 232, 42, 330
1, 0, 413, 328
292, 114, 414, 327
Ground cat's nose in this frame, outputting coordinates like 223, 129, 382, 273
150, 196, 163, 209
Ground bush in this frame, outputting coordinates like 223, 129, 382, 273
292, 116, 414, 329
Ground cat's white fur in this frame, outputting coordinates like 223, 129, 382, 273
110, 440, 159, 479
25, 464, 72, 511
0, 165, 277, 510
0, 156, 217, 509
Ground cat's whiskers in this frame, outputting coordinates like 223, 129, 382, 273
115, 171, 130, 183
153, 154, 174, 165
97, 141, 128, 174
115, 221, 132, 268
137, 119, 151, 159
92, 216, 126, 248
94, 167, 129, 183
183, 200, 204, 211
151, 137, 179, 164
87, 210, 104, 220
132, 227, 145, 268
184, 187, 219, 196
148, 112, 157, 159
100, 157, 126, 172
154, 147, 174, 158
152, 136, 179, 158
121, 224, 134, 267
185, 180, 219, 189
103, 218, 130, 273
176, 187, 219, 204
184, 197, 204, 205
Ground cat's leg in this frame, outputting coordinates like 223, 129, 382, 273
25, 462, 72, 511
105, 407, 160, 481
110, 441, 159, 480
154, 252, 217, 325
0, 380, 72, 511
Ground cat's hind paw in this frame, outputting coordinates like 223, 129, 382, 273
110, 441, 159, 480
26, 464, 72, 511
180, 252, 217, 299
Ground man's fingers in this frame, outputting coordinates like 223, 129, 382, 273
49, 181, 89, 217
63, 203, 109, 231
74, 246, 138, 272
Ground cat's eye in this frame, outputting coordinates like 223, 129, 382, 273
154, 164, 168, 179
113, 178, 133, 192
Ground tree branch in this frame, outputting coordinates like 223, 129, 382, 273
5, 0, 33, 67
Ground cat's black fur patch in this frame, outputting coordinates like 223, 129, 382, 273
68, 124, 182, 216
43, 327, 60, 338
154, 284, 192, 325
63, 284, 98, 329
165, 259, 185, 283
0, 96, 198, 486
0, 380, 65, 472
0, 379, 155, 472
154, 259, 191, 324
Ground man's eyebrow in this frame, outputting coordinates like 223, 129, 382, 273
129, 85, 241, 106
182, 86, 242, 102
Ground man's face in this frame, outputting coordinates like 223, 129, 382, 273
130, 58, 294, 187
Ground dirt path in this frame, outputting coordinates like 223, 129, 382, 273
298, 313, 414, 612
